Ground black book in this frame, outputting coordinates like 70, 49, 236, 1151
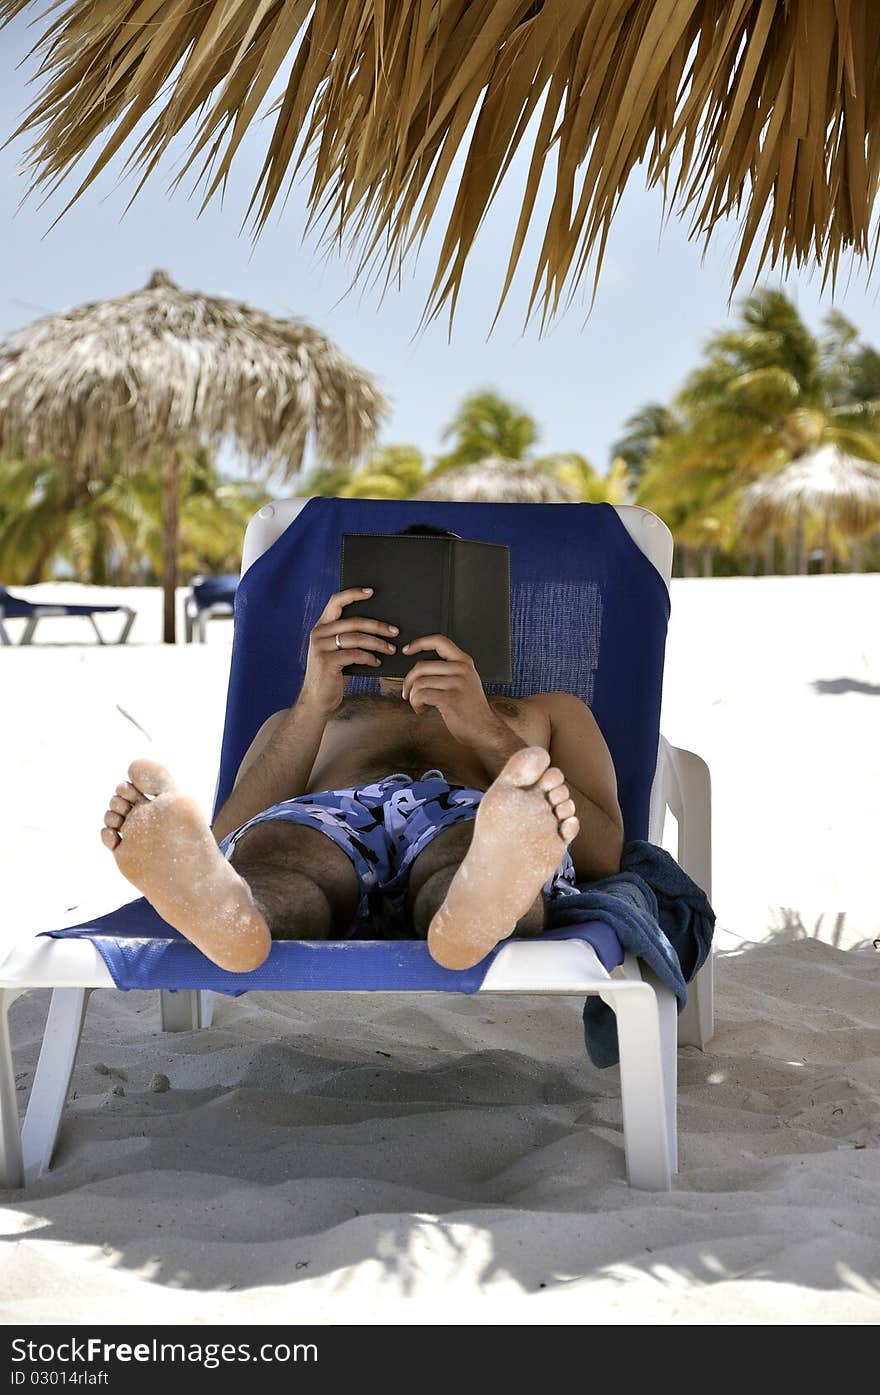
339, 531, 511, 681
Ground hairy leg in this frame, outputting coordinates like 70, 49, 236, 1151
406, 821, 547, 940
230, 820, 361, 941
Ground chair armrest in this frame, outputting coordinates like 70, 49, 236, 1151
648, 735, 714, 1048
648, 735, 711, 898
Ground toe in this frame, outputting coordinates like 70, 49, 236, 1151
546, 783, 569, 806
554, 798, 576, 820
560, 816, 579, 842
109, 795, 131, 816
116, 780, 145, 804
500, 746, 551, 787
101, 827, 120, 851
538, 766, 565, 793
104, 810, 124, 830
128, 758, 175, 798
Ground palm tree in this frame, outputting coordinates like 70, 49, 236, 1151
431, 391, 540, 475
303, 445, 426, 500
0, 451, 271, 585
611, 405, 678, 486
427, 389, 621, 500
635, 290, 880, 573
340, 444, 426, 499
304, 392, 621, 504
535, 452, 629, 504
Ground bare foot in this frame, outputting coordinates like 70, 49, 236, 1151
426, 746, 580, 970
101, 759, 271, 973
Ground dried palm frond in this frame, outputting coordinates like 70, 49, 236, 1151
0, 268, 387, 637
739, 444, 880, 538
0, 269, 387, 469
415, 455, 577, 501
4, 1, 880, 331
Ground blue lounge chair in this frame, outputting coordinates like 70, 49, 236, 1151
0, 498, 713, 1192
184, 573, 238, 643
0, 584, 136, 646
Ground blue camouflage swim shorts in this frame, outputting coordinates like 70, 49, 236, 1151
219, 770, 580, 938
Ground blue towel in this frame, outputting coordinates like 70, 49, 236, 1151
550, 840, 715, 1068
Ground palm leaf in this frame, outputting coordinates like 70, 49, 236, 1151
5, 2, 879, 328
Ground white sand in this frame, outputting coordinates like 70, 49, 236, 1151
0, 576, 878, 1324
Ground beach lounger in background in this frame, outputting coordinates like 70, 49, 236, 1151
1, 499, 713, 1193
184, 573, 238, 643
0, 584, 136, 646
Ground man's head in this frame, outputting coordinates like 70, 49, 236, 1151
393, 522, 462, 539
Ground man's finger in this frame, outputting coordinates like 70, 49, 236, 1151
402, 634, 470, 662
401, 659, 464, 699
314, 616, 398, 639
407, 677, 457, 707
408, 676, 457, 692
316, 587, 373, 621
408, 686, 448, 715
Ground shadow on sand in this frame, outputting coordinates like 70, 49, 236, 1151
2, 917, 878, 1306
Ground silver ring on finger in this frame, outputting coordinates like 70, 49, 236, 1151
335, 633, 342, 649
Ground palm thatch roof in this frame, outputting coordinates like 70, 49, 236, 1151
3, 3, 879, 331
415, 456, 577, 502
0, 269, 387, 470
739, 445, 880, 538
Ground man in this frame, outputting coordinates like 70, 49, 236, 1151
100, 525, 624, 973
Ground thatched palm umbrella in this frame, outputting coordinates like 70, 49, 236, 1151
3, 3, 879, 329
739, 445, 880, 574
416, 456, 577, 503
0, 270, 387, 640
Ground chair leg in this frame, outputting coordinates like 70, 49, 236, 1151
21, 988, 91, 1183
0, 989, 25, 1188
600, 982, 672, 1191
88, 614, 107, 645
678, 954, 715, 1049
118, 609, 136, 644
640, 968, 678, 1173
0, 615, 11, 646
160, 989, 213, 1031
20, 617, 38, 645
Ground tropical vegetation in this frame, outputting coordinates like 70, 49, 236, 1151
0, 450, 269, 585
629, 290, 880, 574
4, 288, 880, 586
302, 390, 626, 506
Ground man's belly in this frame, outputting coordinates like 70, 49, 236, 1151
306, 730, 490, 792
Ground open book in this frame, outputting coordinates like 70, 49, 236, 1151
339, 531, 511, 681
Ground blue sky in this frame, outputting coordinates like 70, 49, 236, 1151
2, 12, 879, 478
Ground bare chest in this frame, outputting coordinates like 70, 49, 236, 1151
306, 693, 549, 791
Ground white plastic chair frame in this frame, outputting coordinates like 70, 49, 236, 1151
0, 503, 712, 1193
183, 580, 235, 644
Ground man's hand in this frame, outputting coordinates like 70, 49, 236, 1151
301, 587, 398, 714
401, 634, 500, 745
